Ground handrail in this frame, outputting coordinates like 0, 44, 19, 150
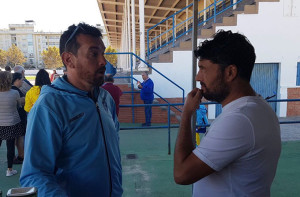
131, 52, 185, 103
104, 52, 185, 109
147, 0, 245, 58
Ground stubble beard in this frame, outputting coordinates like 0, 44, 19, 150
202, 76, 230, 103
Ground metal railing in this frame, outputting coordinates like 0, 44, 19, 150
147, 0, 244, 58
105, 52, 185, 119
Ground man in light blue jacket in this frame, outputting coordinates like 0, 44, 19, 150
20, 23, 122, 197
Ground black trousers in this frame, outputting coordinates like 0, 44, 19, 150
6, 138, 15, 168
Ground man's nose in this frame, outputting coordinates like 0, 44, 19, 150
98, 55, 107, 67
195, 71, 202, 81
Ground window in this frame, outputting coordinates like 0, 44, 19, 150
297, 62, 300, 86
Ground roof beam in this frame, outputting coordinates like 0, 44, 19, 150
101, 11, 166, 20
98, 0, 181, 11
146, 0, 164, 24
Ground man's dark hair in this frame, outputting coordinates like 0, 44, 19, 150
12, 72, 22, 84
59, 23, 102, 56
35, 69, 51, 87
194, 30, 256, 82
105, 75, 114, 83
5, 65, 11, 72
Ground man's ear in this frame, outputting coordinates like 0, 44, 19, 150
225, 64, 238, 82
61, 52, 75, 69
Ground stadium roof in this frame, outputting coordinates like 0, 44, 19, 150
97, 0, 193, 49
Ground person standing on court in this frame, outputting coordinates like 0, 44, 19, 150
0, 71, 25, 177
13, 65, 33, 95
174, 30, 281, 197
137, 71, 154, 127
24, 69, 51, 112
102, 74, 123, 117
20, 23, 123, 197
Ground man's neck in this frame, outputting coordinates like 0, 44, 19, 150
66, 75, 94, 93
221, 80, 256, 107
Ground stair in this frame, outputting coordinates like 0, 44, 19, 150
148, 0, 280, 64
117, 84, 181, 124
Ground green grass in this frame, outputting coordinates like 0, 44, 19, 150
25, 76, 35, 81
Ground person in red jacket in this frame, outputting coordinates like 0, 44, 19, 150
102, 75, 123, 116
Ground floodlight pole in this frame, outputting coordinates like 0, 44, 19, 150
192, 0, 198, 147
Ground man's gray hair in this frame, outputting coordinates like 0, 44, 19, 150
141, 71, 149, 76
13, 65, 25, 74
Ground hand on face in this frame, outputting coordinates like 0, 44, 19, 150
183, 88, 203, 116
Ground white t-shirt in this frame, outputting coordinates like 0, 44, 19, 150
192, 96, 281, 197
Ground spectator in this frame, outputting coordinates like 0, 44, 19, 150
24, 69, 51, 112
13, 65, 33, 95
20, 23, 122, 196
195, 105, 208, 145
102, 75, 123, 116
50, 69, 60, 82
0, 71, 25, 177
137, 71, 154, 127
11, 72, 27, 164
174, 30, 281, 196
5, 65, 11, 72
63, 68, 67, 76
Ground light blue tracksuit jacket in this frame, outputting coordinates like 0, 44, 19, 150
20, 76, 123, 197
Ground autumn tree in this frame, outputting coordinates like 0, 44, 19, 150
42, 46, 63, 69
104, 45, 117, 66
0, 49, 7, 67
6, 44, 26, 67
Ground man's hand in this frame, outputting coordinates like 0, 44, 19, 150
183, 88, 202, 116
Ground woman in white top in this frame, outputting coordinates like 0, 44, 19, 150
0, 71, 25, 177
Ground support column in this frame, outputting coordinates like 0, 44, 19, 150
138, 0, 147, 70
191, 0, 199, 147
127, 0, 131, 53
186, 0, 188, 34
233, 0, 237, 10
160, 27, 162, 46
131, 0, 136, 69
204, 0, 207, 25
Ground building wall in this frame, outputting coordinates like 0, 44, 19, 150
287, 88, 300, 116
141, 0, 300, 118
214, 0, 300, 117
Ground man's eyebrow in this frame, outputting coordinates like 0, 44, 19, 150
88, 46, 105, 52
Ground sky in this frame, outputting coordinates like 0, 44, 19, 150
0, 0, 104, 32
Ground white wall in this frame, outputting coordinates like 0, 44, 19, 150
134, 51, 194, 99
213, 0, 300, 116
145, 0, 300, 118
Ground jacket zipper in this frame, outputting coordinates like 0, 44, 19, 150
96, 102, 112, 197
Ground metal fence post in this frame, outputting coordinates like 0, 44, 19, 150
168, 104, 171, 155
130, 53, 135, 123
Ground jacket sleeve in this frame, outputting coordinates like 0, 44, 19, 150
20, 105, 67, 197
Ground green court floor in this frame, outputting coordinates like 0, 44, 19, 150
0, 124, 300, 196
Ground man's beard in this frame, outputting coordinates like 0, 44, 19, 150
201, 76, 230, 103
92, 67, 106, 86
93, 75, 104, 87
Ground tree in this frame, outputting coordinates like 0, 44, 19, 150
104, 45, 117, 66
0, 49, 7, 67
6, 44, 27, 67
42, 46, 63, 69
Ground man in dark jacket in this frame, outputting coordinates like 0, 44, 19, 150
137, 71, 154, 126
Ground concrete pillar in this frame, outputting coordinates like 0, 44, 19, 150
131, 0, 136, 69
138, 0, 147, 70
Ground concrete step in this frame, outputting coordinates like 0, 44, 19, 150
244, 4, 258, 14
199, 28, 215, 39
171, 40, 192, 51
158, 51, 173, 63
255, 0, 279, 2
